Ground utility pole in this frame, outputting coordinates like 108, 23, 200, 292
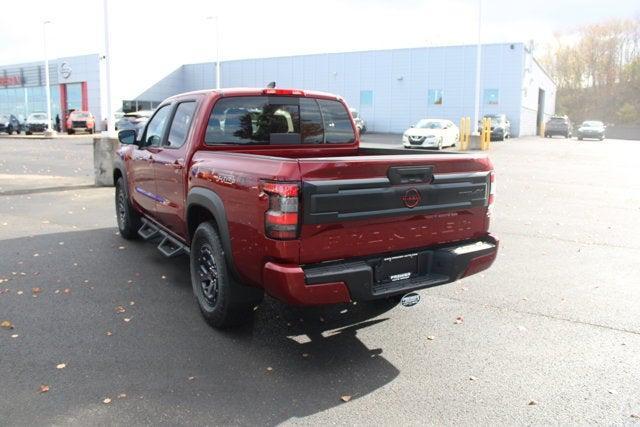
473, 0, 482, 135
103, 0, 115, 134
43, 20, 54, 135
206, 16, 221, 89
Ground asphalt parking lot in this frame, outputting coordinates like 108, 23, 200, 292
1, 134, 639, 425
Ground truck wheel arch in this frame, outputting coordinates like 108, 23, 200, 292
186, 187, 239, 279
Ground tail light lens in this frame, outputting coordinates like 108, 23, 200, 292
261, 181, 300, 240
487, 171, 495, 215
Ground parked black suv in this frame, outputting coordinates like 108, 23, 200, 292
0, 114, 21, 135
545, 116, 572, 138
480, 114, 511, 141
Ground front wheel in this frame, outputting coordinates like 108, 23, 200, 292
437, 139, 443, 150
7, 127, 13, 135
190, 222, 263, 329
115, 177, 141, 239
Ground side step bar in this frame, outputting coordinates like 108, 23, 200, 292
138, 218, 190, 258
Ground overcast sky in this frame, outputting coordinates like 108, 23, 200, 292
0, 0, 638, 106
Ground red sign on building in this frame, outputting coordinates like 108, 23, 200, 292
0, 75, 22, 86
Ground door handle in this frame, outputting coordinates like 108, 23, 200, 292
387, 166, 434, 184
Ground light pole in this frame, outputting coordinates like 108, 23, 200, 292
472, 0, 482, 135
206, 16, 221, 89
103, 0, 115, 134
42, 20, 54, 135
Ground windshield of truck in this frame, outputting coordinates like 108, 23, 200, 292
205, 96, 355, 145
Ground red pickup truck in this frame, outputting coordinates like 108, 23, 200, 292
114, 88, 497, 329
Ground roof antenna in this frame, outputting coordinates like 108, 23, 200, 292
266, 81, 276, 89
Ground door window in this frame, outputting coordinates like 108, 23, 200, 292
166, 101, 196, 148
144, 104, 171, 147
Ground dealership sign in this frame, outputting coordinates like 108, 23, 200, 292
0, 75, 22, 86
59, 62, 72, 79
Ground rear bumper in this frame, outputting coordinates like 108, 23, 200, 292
262, 235, 498, 305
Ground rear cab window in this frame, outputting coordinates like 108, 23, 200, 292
204, 96, 355, 145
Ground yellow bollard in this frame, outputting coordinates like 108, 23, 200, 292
459, 118, 465, 150
465, 117, 471, 149
486, 118, 491, 150
481, 118, 491, 150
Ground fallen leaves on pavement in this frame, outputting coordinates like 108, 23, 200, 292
38, 384, 50, 393
56, 363, 66, 370
1, 320, 14, 330
340, 395, 352, 402
114, 306, 126, 314
454, 316, 464, 324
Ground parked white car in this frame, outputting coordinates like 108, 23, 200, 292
402, 119, 459, 150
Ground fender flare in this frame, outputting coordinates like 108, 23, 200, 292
112, 158, 132, 199
186, 187, 239, 279
113, 157, 127, 186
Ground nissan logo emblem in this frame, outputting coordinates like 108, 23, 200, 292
59, 62, 72, 79
401, 188, 421, 208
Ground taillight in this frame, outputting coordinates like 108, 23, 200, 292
487, 171, 495, 214
261, 181, 300, 240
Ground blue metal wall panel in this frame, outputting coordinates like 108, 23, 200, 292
140, 43, 554, 136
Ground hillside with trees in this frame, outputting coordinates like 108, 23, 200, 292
541, 18, 640, 125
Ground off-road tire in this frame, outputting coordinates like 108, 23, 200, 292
115, 177, 141, 239
190, 222, 263, 329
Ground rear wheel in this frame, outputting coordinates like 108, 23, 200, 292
115, 177, 141, 239
67, 129, 74, 135
190, 222, 263, 329
7, 126, 13, 135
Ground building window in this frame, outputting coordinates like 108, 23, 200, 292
484, 89, 499, 105
360, 90, 373, 107
428, 89, 443, 105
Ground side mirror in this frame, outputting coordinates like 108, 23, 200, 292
410, 125, 415, 128
118, 129, 137, 145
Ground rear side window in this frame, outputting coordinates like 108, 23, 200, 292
205, 96, 354, 145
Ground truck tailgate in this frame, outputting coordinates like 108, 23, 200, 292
298, 153, 492, 265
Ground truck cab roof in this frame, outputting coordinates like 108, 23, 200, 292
166, 87, 342, 102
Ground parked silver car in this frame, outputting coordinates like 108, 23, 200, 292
349, 108, 367, 134
115, 110, 153, 135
